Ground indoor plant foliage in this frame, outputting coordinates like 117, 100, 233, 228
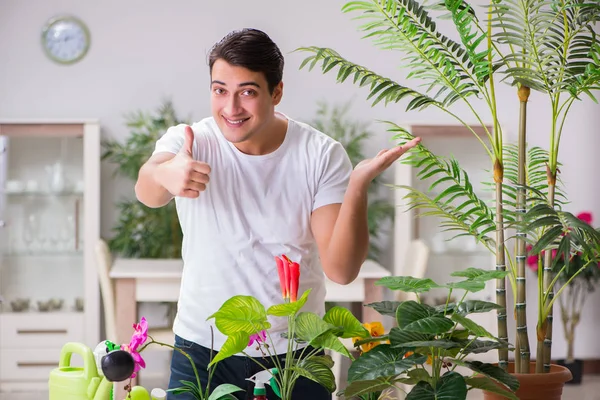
298, 0, 600, 378
208, 255, 371, 400
526, 211, 600, 382
101, 100, 189, 259
343, 268, 520, 400
312, 101, 395, 262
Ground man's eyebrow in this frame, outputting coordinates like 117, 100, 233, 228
211, 80, 261, 88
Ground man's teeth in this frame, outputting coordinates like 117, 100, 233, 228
226, 118, 246, 124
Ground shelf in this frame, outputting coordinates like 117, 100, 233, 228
3, 190, 83, 198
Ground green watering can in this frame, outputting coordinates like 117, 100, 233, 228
48, 342, 112, 400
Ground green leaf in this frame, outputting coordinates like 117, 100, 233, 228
454, 360, 520, 392
461, 339, 511, 354
207, 295, 270, 335
455, 300, 503, 315
167, 379, 203, 397
294, 312, 336, 343
348, 344, 426, 382
208, 332, 248, 367
451, 268, 509, 281
451, 314, 495, 339
406, 371, 468, 400
293, 356, 337, 393
445, 279, 486, 292
465, 376, 518, 400
342, 377, 398, 398
267, 289, 311, 317
364, 300, 400, 317
389, 327, 433, 348
207, 383, 245, 400
397, 301, 454, 334
323, 306, 370, 338
310, 331, 352, 358
376, 276, 440, 292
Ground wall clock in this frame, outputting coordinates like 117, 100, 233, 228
41, 15, 90, 65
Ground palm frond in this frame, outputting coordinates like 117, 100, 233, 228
388, 123, 496, 248
297, 47, 443, 111
339, 0, 486, 105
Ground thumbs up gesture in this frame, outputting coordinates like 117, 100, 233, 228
155, 125, 211, 198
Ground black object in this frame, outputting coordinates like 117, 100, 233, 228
557, 359, 583, 385
101, 350, 135, 382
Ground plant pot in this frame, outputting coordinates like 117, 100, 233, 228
556, 359, 583, 385
482, 362, 572, 400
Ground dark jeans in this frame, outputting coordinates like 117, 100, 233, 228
167, 335, 332, 400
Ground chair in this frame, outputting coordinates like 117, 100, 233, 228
94, 239, 174, 380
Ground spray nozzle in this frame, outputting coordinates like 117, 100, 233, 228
246, 368, 281, 398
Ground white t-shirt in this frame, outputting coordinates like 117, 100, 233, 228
152, 113, 352, 356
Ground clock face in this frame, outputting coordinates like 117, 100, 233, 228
42, 16, 90, 64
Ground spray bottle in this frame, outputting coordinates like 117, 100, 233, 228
246, 368, 281, 400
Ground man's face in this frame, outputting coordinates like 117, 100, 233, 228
210, 59, 283, 146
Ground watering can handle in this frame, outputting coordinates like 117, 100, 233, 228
59, 342, 98, 382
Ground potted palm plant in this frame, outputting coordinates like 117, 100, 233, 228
296, 0, 600, 397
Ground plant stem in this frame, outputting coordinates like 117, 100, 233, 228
516, 85, 531, 374
494, 165, 509, 371
541, 182, 557, 373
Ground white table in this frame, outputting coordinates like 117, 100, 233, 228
109, 258, 390, 344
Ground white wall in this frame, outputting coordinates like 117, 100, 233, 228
1, 0, 598, 363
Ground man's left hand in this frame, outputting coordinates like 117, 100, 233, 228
351, 137, 421, 185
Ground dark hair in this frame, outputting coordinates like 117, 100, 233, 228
208, 28, 284, 93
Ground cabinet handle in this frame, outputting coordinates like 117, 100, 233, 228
17, 329, 68, 335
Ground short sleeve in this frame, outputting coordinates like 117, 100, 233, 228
313, 141, 353, 211
152, 123, 187, 156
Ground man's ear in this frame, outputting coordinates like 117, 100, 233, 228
272, 82, 284, 106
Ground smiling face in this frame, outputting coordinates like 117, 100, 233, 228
210, 59, 283, 150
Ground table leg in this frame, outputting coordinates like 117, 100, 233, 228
362, 278, 383, 322
115, 278, 137, 399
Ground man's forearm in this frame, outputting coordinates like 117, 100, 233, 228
324, 177, 371, 284
135, 162, 173, 208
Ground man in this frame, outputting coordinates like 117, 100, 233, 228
135, 28, 420, 399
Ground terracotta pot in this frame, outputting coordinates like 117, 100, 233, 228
482, 362, 572, 400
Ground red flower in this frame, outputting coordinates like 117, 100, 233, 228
275, 255, 300, 302
577, 212, 593, 225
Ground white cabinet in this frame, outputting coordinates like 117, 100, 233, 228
0, 120, 100, 391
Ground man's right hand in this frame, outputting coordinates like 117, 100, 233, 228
154, 125, 211, 198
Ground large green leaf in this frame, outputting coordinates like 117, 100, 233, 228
444, 279, 486, 292
323, 306, 370, 338
465, 376, 518, 400
294, 312, 336, 343
389, 327, 433, 348
208, 332, 248, 366
376, 276, 440, 292
364, 300, 400, 317
406, 371, 468, 400
347, 344, 426, 382
397, 301, 454, 334
207, 383, 245, 400
310, 331, 352, 358
451, 314, 494, 339
293, 356, 336, 393
267, 289, 311, 317
453, 360, 520, 392
455, 300, 503, 315
207, 296, 270, 335
451, 268, 509, 281
168, 379, 203, 398
342, 377, 398, 398
461, 339, 510, 354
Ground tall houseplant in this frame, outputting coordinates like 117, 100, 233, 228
312, 101, 395, 262
101, 100, 188, 259
296, 0, 600, 386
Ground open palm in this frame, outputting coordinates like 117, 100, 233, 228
353, 137, 421, 183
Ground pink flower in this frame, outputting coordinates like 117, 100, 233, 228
576, 212, 593, 225
121, 317, 149, 378
248, 330, 267, 347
